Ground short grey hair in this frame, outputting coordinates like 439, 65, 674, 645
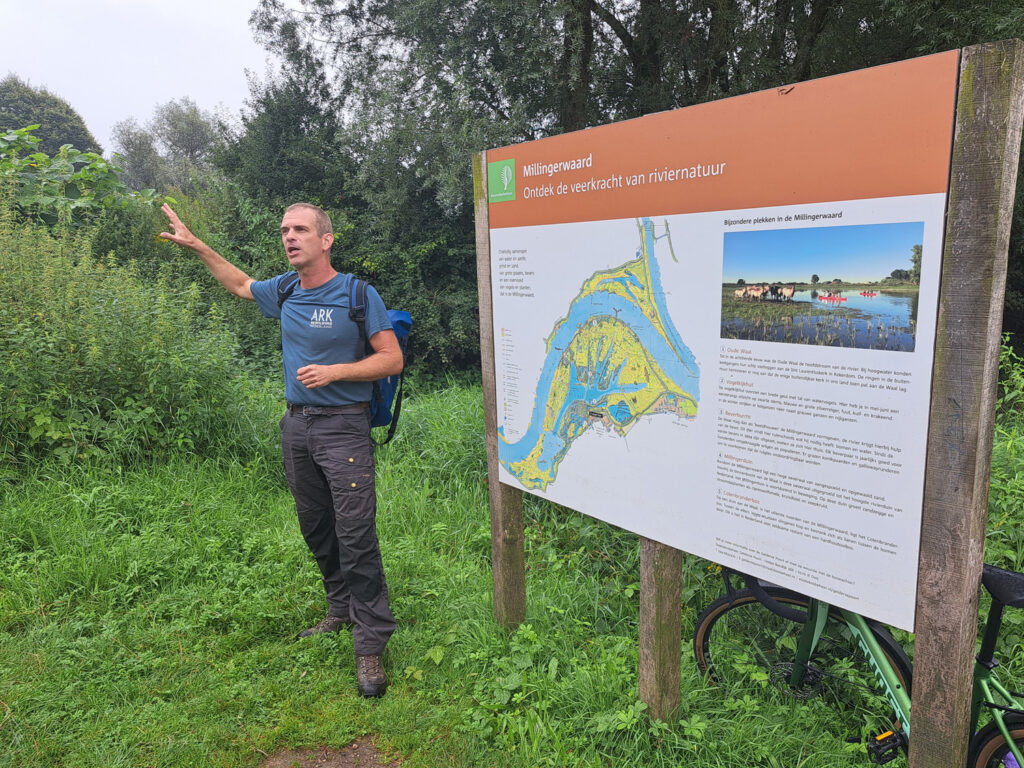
284, 202, 332, 236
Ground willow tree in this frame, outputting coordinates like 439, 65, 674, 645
247, 0, 1024, 348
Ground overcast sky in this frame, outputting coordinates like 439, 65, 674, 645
1, 0, 276, 154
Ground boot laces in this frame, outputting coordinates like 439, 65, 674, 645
359, 655, 382, 676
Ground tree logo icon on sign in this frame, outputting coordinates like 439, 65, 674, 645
487, 159, 516, 203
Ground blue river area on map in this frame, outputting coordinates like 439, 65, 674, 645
500, 218, 700, 472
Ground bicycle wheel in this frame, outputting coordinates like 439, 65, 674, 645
694, 586, 913, 739
969, 714, 1024, 767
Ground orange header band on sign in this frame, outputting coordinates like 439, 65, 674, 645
487, 51, 959, 229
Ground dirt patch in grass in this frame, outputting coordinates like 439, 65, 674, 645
259, 736, 399, 768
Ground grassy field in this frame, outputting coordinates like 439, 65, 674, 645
2, 381, 1024, 768
721, 286, 835, 322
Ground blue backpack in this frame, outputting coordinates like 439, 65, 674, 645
277, 272, 411, 445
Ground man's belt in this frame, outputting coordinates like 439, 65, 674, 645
287, 403, 368, 416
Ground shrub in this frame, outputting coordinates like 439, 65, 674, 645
0, 212, 280, 469
1, 125, 157, 230
999, 333, 1024, 421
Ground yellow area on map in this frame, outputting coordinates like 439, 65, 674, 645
503, 221, 698, 491
506, 315, 697, 490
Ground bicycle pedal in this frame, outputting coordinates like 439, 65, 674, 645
866, 730, 907, 764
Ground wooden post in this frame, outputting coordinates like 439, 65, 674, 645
638, 537, 682, 722
910, 40, 1024, 768
473, 151, 527, 630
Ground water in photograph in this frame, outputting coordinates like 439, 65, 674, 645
721, 290, 919, 351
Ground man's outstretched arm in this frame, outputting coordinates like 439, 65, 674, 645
160, 204, 255, 301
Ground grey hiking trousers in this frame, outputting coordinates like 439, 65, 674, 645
280, 405, 396, 655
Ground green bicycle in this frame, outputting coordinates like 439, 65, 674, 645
694, 565, 1024, 766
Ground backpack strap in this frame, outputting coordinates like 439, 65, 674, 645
349, 278, 386, 427
377, 369, 404, 446
276, 271, 299, 308
348, 277, 373, 357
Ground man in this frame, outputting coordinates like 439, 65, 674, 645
160, 202, 400, 698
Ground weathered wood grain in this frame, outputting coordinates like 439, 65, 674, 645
473, 152, 527, 630
910, 39, 1024, 768
638, 537, 682, 722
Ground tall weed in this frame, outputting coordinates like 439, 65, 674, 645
999, 333, 1024, 419
89, 182, 289, 381
988, 336, 1024, 570
0, 212, 279, 469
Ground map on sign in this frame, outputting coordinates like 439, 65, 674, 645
498, 217, 700, 490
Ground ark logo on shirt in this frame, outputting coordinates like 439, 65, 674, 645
310, 308, 334, 329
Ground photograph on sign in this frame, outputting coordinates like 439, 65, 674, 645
485, 51, 959, 630
721, 222, 925, 351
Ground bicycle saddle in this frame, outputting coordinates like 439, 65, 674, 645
982, 563, 1024, 608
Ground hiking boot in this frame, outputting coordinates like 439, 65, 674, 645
297, 614, 352, 638
356, 654, 387, 698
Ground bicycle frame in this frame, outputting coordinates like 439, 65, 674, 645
973, 666, 1024, 765
972, 588, 1024, 766
791, 597, 1024, 766
791, 599, 913, 731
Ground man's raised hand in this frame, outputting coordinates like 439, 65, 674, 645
157, 204, 255, 300
159, 204, 200, 250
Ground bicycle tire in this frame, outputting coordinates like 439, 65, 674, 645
969, 714, 1024, 767
694, 586, 913, 740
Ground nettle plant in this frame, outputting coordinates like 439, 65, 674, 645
0, 125, 157, 228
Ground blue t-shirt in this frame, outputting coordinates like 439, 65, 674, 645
251, 272, 392, 406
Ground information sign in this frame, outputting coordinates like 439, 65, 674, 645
484, 51, 960, 630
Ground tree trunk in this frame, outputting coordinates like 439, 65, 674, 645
558, 0, 595, 132
634, 0, 670, 114
767, 0, 793, 71
791, 0, 832, 81
695, 0, 737, 100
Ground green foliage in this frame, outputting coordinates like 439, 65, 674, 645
85, 179, 291, 380
1006, 143, 1024, 352
251, 0, 559, 212
998, 334, 1024, 420
150, 98, 222, 168
0, 213, 279, 469
88, 199, 180, 270
109, 118, 169, 191
0, 74, 102, 155
988, 337, 1024, 574
112, 98, 224, 194
0, 125, 157, 229
217, 77, 352, 206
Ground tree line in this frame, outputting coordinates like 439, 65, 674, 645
3, 0, 1024, 378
